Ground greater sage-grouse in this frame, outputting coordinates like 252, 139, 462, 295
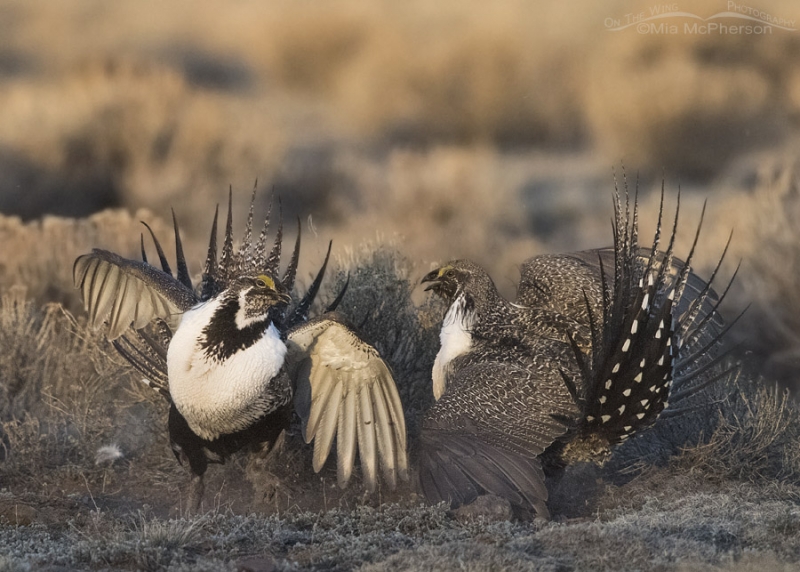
74, 190, 408, 509
420, 185, 737, 519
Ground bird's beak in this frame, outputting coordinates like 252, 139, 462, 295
421, 269, 442, 292
278, 291, 292, 304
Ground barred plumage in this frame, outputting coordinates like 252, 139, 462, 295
420, 181, 737, 519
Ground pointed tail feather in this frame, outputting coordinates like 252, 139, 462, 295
285, 241, 333, 327
254, 191, 274, 267
267, 199, 283, 274
236, 183, 258, 275
283, 218, 302, 293
141, 221, 172, 276
200, 205, 220, 300
218, 186, 235, 281
326, 274, 350, 313
171, 210, 192, 290
565, 185, 738, 446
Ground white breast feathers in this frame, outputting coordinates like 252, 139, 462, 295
432, 294, 475, 400
166, 298, 288, 440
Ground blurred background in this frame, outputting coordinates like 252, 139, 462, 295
1, 0, 800, 389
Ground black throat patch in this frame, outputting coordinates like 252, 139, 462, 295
199, 297, 275, 362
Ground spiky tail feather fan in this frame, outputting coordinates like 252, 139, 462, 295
563, 175, 741, 450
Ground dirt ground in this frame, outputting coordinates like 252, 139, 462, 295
2, 1, 800, 569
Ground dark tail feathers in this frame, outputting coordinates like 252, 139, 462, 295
569, 177, 739, 445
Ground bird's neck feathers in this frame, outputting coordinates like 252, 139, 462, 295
199, 291, 280, 362
431, 276, 511, 401
460, 281, 515, 333
433, 293, 477, 400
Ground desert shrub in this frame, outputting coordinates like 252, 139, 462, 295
584, 0, 800, 180
0, 210, 173, 311
0, 287, 131, 423
0, 57, 285, 226
0, 285, 163, 491
674, 380, 800, 484
736, 158, 800, 391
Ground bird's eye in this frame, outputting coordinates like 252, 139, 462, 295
255, 274, 276, 290
445, 269, 456, 279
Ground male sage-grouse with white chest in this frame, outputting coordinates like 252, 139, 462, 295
420, 183, 739, 519
74, 190, 408, 509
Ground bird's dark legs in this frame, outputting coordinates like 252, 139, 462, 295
245, 430, 286, 507
187, 474, 205, 514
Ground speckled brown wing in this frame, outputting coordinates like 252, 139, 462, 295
517, 248, 724, 340
286, 312, 408, 492
516, 252, 606, 324
418, 359, 576, 518
570, 248, 724, 335
73, 249, 197, 339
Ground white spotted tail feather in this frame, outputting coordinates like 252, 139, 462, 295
288, 314, 408, 492
564, 178, 740, 445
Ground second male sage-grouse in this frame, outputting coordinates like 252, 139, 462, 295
73, 190, 407, 509
420, 184, 738, 519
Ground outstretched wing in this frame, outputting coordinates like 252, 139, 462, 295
419, 360, 574, 519
73, 249, 197, 339
286, 312, 408, 492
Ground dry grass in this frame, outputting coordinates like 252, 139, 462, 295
676, 383, 800, 484
0, 209, 173, 310
1, 1, 800, 567
1, 224, 800, 568
0, 57, 286, 226
0, 0, 797, 233
584, 0, 800, 179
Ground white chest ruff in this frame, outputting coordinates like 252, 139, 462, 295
166, 299, 289, 441
432, 295, 475, 400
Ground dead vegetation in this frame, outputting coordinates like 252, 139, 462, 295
1, 212, 799, 569
1, 0, 800, 568
0, 0, 798, 227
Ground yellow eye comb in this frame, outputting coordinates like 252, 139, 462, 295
256, 274, 275, 290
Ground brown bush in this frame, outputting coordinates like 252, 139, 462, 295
584, 0, 800, 180
0, 57, 285, 226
